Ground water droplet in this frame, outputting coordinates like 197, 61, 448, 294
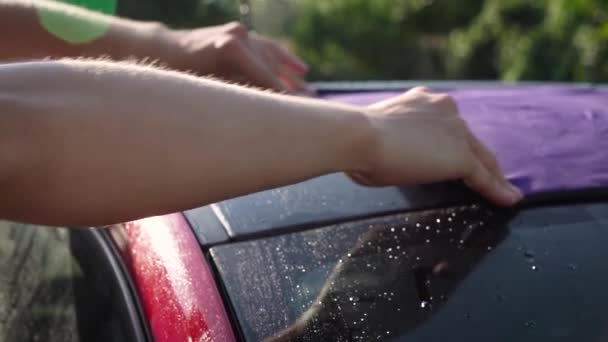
524, 250, 535, 258
416, 223, 421, 228
524, 320, 537, 328
390, 227, 395, 232
464, 313, 472, 320
436, 218, 441, 223
495, 293, 505, 302
487, 246, 493, 251
568, 263, 578, 271
531, 265, 538, 271
425, 225, 430, 231
436, 229, 441, 234
420, 301, 428, 309
387, 248, 393, 252
448, 217, 453, 222
401, 227, 407, 232
425, 239, 431, 244
347, 253, 352, 257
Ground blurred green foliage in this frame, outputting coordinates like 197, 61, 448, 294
117, 0, 608, 82
290, 0, 608, 82
117, 0, 238, 28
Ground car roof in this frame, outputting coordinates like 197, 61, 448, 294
188, 83, 608, 246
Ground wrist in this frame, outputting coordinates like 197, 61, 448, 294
127, 21, 173, 60
331, 106, 380, 176
102, 20, 174, 62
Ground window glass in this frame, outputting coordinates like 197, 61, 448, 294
211, 203, 608, 342
0, 222, 143, 342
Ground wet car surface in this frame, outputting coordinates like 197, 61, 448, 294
212, 202, 608, 341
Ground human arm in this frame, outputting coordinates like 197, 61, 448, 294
0, 0, 307, 91
0, 60, 521, 226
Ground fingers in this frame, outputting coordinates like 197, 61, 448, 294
468, 134, 503, 181
272, 43, 309, 75
279, 68, 316, 95
347, 172, 374, 187
226, 38, 287, 91
250, 32, 309, 75
247, 33, 309, 93
463, 148, 523, 207
429, 93, 459, 114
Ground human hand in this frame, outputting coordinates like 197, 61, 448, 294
158, 22, 310, 93
351, 87, 522, 206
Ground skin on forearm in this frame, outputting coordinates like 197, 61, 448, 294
0, 0, 164, 61
0, 60, 372, 226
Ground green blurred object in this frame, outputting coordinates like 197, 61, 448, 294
38, 0, 117, 44
287, 0, 607, 82
114, 0, 607, 82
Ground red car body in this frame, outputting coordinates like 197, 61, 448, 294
108, 214, 236, 342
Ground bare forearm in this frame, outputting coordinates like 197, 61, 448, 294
0, 0, 163, 61
0, 60, 371, 226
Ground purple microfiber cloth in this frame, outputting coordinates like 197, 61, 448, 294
323, 86, 608, 196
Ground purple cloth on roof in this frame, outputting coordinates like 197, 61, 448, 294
323, 86, 608, 195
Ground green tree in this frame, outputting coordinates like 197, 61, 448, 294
289, 0, 608, 82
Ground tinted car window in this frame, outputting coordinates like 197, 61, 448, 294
211, 202, 608, 341
0, 222, 145, 342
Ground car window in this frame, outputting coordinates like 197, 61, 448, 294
211, 202, 608, 341
0, 222, 146, 342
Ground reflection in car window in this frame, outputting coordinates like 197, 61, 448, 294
0, 222, 142, 342
211, 202, 608, 342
